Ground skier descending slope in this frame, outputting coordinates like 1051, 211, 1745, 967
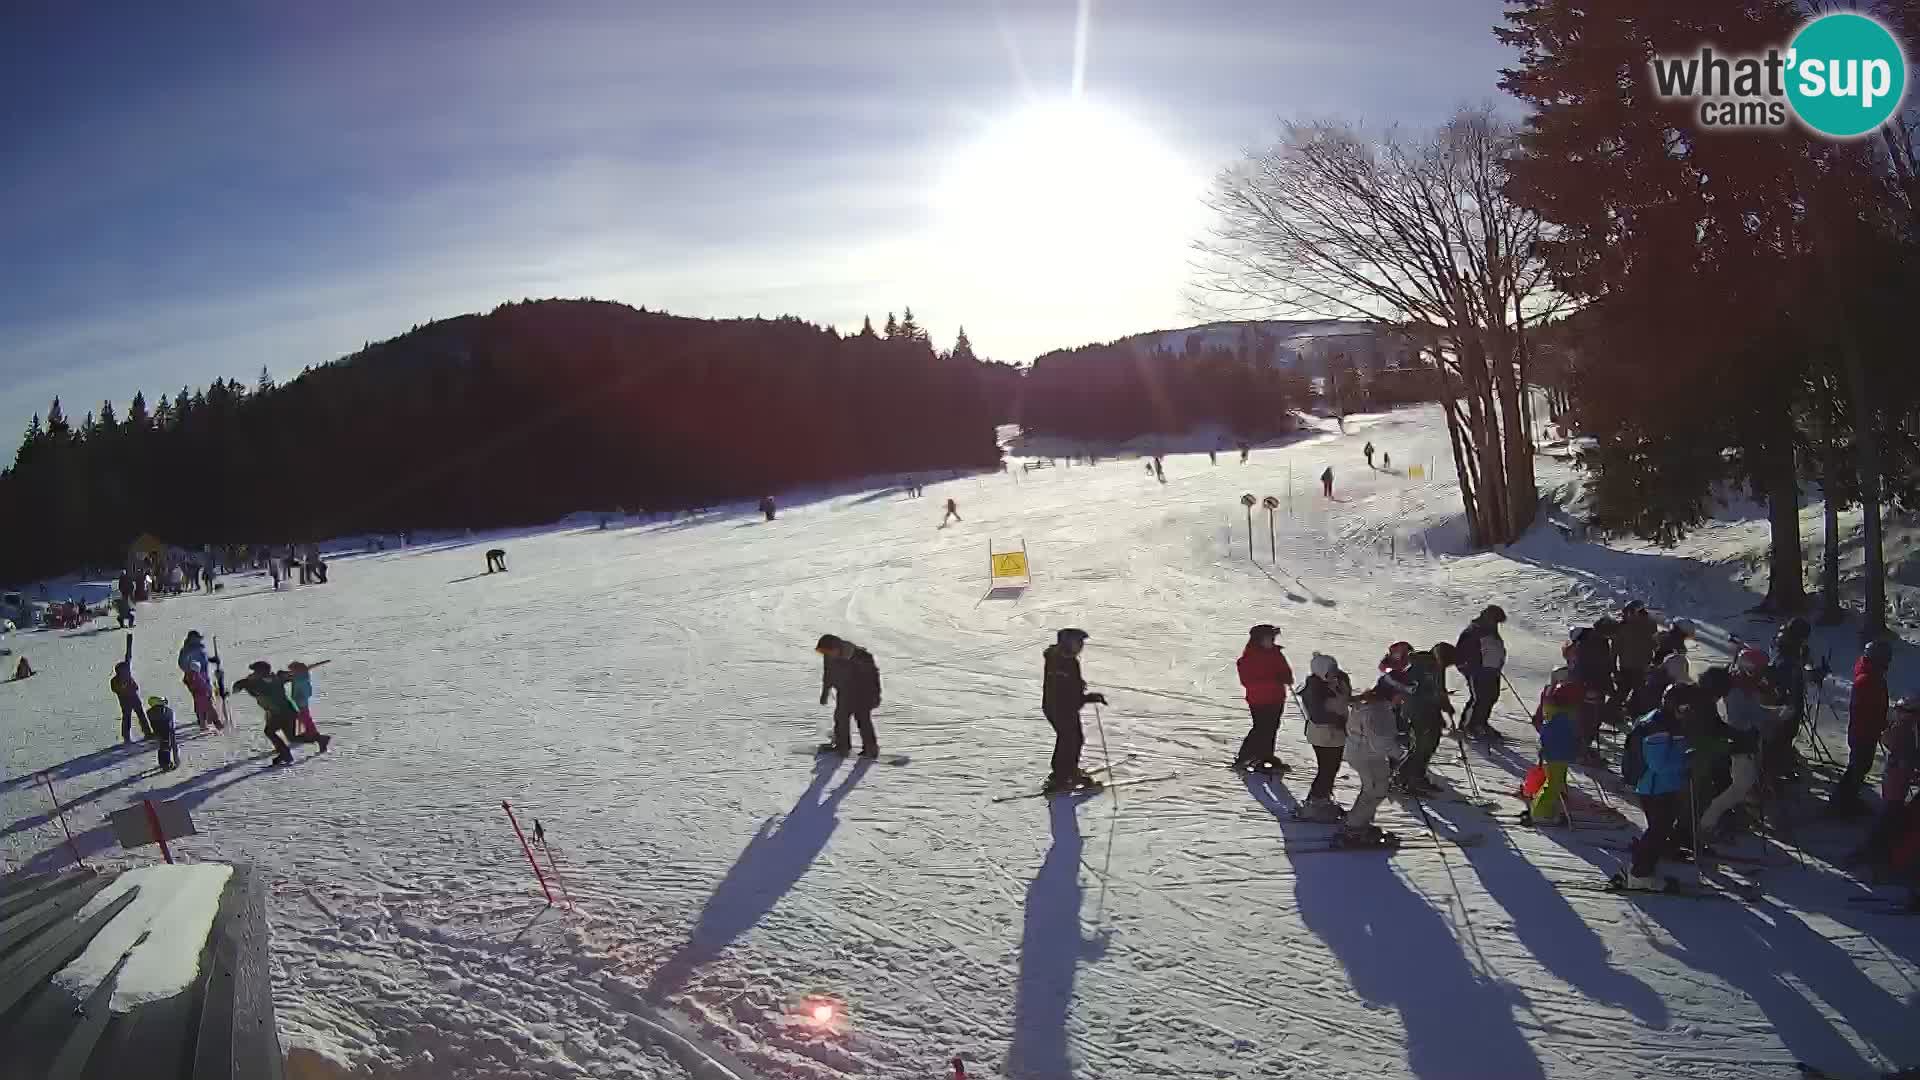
1297, 653, 1351, 822
814, 634, 881, 758
1619, 684, 1693, 889
1337, 673, 1405, 847
1233, 625, 1293, 774
1041, 628, 1106, 795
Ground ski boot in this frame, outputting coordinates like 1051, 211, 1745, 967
318, 735, 332, 754
1293, 797, 1343, 823
816, 742, 851, 756
858, 745, 880, 759
1332, 825, 1399, 849
1252, 757, 1290, 775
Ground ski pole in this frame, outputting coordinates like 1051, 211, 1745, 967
1091, 703, 1115, 783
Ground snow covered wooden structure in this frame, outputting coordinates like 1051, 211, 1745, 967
0, 863, 283, 1079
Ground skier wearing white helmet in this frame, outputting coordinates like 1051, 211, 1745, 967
1297, 653, 1351, 822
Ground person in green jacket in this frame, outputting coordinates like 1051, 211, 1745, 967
233, 661, 329, 765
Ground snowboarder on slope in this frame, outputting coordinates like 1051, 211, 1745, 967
942, 498, 961, 527
1298, 654, 1351, 821
1041, 628, 1106, 794
233, 661, 330, 765
110, 661, 151, 743
485, 548, 508, 573
1234, 625, 1293, 773
815, 634, 882, 758
1620, 684, 1693, 889
1363, 441, 1375, 468
1832, 640, 1893, 816
147, 695, 179, 772
1340, 674, 1404, 846
178, 631, 223, 732
1454, 605, 1507, 738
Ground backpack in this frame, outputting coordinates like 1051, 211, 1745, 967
1621, 718, 1652, 787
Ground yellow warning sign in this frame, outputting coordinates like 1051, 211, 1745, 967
991, 551, 1030, 579
1408, 465, 1426, 480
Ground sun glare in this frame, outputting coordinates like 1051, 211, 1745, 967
933, 99, 1205, 317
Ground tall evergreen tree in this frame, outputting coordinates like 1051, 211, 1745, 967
858, 315, 877, 339
883, 312, 899, 340
127, 391, 149, 430
952, 326, 978, 364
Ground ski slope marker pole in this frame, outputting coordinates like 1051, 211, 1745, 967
537, 828, 576, 910
41, 772, 86, 869
502, 801, 554, 905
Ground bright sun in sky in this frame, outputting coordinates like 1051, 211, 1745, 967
931, 98, 1208, 340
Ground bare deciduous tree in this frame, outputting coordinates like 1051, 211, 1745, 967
1194, 106, 1560, 546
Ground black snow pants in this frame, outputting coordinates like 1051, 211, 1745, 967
831, 699, 878, 753
119, 696, 151, 742
1236, 703, 1283, 766
265, 711, 322, 760
1045, 707, 1084, 781
1631, 792, 1684, 878
1396, 716, 1442, 786
1308, 744, 1345, 801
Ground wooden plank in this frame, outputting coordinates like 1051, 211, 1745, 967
191, 865, 283, 1080
0, 885, 139, 1018
0, 868, 94, 922
0, 875, 111, 960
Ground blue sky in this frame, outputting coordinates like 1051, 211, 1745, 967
0, 0, 1514, 436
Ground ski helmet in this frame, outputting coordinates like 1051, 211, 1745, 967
1736, 648, 1769, 674
1863, 640, 1893, 665
1594, 615, 1618, 633
1623, 599, 1647, 615
1431, 641, 1456, 666
1387, 641, 1414, 658
1057, 627, 1090, 645
814, 634, 842, 653
1310, 653, 1337, 678
146, 695, 165, 709
1480, 605, 1507, 624
185, 630, 203, 643
1249, 624, 1280, 644
289, 661, 309, 673
249, 660, 272, 674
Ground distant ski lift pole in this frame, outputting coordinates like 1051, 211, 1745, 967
1262, 496, 1280, 562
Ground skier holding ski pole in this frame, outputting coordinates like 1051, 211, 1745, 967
1041, 628, 1105, 794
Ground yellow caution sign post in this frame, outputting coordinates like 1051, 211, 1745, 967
989, 539, 1031, 589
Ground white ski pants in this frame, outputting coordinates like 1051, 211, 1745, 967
1345, 754, 1393, 828
1700, 752, 1759, 833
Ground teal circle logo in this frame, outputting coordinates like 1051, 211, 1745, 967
1786, 13, 1907, 138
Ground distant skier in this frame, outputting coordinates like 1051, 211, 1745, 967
815, 635, 881, 758
1454, 605, 1508, 739
1239, 442, 1250, 464
942, 498, 961, 527
1339, 673, 1404, 847
1363, 441, 1375, 468
1208, 448, 1218, 465
759, 495, 777, 521
110, 660, 151, 743
1298, 654, 1351, 821
177, 630, 223, 732
233, 660, 330, 765
486, 548, 508, 573
1619, 684, 1694, 889
1234, 624, 1293, 774
1041, 628, 1106, 794
1381, 451, 1391, 471
113, 593, 135, 629
1320, 467, 1334, 499
1832, 640, 1893, 816
147, 695, 179, 772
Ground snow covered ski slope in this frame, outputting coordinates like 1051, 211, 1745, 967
3, 405, 1915, 1079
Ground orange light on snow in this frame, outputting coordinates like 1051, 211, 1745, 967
795, 994, 844, 1031
812, 1003, 834, 1023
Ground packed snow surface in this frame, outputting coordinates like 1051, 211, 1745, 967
51, 862, 235, 1011
3, 405, 1915, 1079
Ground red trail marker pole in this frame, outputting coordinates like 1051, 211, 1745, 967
142, 799, 174, 864
41, 772, 86, 869
502, 801, 554, 905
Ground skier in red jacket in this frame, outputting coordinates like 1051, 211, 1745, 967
1235, 624, 1294, 774
1832, 640, 1893, 816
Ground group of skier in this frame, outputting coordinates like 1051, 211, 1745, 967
108, 628, 332, 770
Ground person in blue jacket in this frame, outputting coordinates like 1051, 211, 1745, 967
1621, 684, 1694, 889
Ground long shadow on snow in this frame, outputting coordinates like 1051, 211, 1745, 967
1417, 800, 1670, 1028
1, 742, 148, 794
1495, 533, 1764, 631
1005, 795, 1107, 1080
644, 755, 872, 1002
13, 754, 280, 876
1294, 831, 1545, 1078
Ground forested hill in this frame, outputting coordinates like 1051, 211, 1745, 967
1, 299, 1019, 579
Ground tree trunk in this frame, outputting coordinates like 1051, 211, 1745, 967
1436, 357, 1482, 545
1757, 422, 1808, 614
1819, 430, 1845, 625
1841, 343, 1890, 639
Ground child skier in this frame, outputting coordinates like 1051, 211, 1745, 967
147, 695, 179, 771
1234, 625, 1293, 774
1339, 674, 1405, 847
110, 661, 151, 742
289, 661, 323, 737
232, 660, 330, 765
1522, 670, 1582, 826
1041, 628, 1106, 794
1619, 684, 1694, 889
942, 498, 962, 527
1297, 653, 1351, 821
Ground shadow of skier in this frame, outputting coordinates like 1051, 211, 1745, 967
644, 755, 872, 1001
1006, 795, 1108, 1079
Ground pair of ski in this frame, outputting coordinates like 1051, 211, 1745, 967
1559, 873, 1759, 903
1280, 818, 1487, 855
991, 755, 1175, 802
1797, 1060, 1920, 1079
1845, 894, 1920, 918
791, 744, 911, 767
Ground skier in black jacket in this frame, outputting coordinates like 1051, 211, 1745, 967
816, 634, 881, 757
1042, 628, 1107, 793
